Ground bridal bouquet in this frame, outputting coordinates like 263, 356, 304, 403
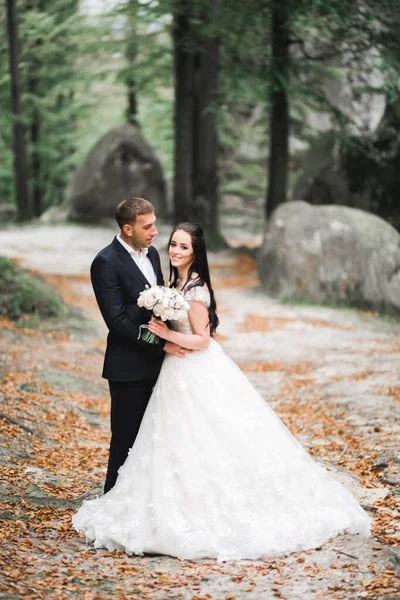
137, 285, 190, 344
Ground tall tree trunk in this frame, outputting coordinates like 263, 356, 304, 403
173, 2, 195, 223
30, 110, 41, 217
6, 0, 31, 220
265, 0, 290, 219
125, 0, 138, 126
127, 79, 138, 125
26, 1, 43, 217
193, 17, 220, 236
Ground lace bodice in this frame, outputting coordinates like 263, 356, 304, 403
170, 285, 210, 334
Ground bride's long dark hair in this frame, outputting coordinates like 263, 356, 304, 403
168, 222, 219, 336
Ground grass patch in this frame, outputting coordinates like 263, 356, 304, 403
0, 256, 67, 320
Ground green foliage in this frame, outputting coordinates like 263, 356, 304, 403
3, 0, 400, 223
138, 92, 174, 177
289, 0, 400, 137
221, 164, 266, 201
0, 0, 114, 211
0, 256, 66, 320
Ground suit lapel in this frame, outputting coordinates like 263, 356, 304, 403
111, 237, 150, 287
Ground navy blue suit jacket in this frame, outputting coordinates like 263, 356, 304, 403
90, 237, 165, 382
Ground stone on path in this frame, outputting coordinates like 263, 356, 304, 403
48, 124, 167, 224
258, 201, 400, 314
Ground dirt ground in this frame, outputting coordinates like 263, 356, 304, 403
0, 222, 399, 599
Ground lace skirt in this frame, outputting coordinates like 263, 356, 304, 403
73, 339, 371, 561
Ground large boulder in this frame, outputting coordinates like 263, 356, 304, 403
293, 105, 400, 232
64, 124, 167, 223
303, 47, 385, 137
290, 41, 385, 156
258, 201, 400, 314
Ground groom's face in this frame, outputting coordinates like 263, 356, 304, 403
124, 212, 158, 250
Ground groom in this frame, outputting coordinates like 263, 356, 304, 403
91, 196, 186, 493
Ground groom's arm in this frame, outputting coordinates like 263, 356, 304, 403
91, 255, 166, 353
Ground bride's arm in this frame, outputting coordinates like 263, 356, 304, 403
147, 301, 210, 350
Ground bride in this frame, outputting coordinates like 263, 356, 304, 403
72, 222, 371, 561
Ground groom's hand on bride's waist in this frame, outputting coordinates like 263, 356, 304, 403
164, 341, 192, 358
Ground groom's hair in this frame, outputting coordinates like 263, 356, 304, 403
115, 197, 155, 228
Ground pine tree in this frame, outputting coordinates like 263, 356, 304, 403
5, 0, 30, 220
1, 0, 112, 217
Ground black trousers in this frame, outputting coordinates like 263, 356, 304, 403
104, 378, 157, 494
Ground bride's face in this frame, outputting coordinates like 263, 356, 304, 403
169, 230, 194, 271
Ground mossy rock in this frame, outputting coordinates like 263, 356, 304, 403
0, 256, 66, 320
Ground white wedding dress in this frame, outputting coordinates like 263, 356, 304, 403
72, 286, 371, 561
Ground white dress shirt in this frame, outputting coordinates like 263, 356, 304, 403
116, 234, 157, 287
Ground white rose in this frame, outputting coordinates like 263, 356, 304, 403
164, 289, 173, 301
155, 287, 164, 301
137, 289, 149, 306
153, 303, 163, 317
143, 295, 156, 310
163, 307, 175, 321
173, 298, 183, 309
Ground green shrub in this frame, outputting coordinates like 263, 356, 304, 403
0, 256, 66, 320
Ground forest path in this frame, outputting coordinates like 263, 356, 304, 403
0, 222, 399, 599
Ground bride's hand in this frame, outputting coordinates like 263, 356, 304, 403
148, 319, 171, 341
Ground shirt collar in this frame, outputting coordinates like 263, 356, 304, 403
117, 234, 148, 257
